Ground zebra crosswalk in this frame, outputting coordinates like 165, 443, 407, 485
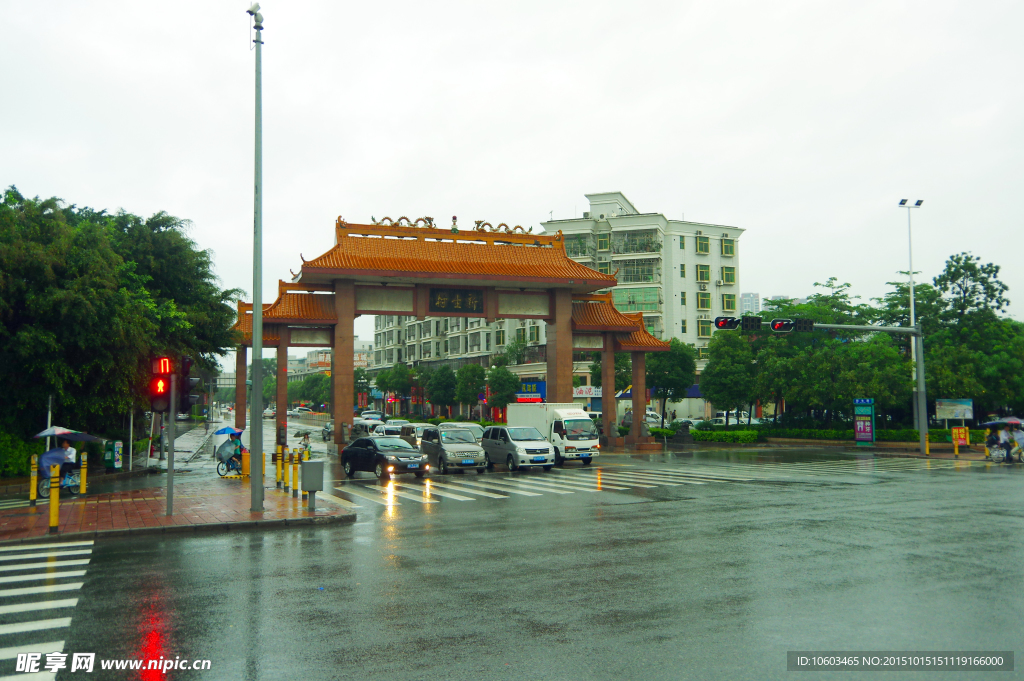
0, 540, 92, 681
331, 457, 979, 509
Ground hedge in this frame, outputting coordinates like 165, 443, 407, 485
691, 430, 759, 443
760, 428, 989, 443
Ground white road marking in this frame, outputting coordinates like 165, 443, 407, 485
0, 560, 90, 573
439, 479, 542, 496
483, 478, 577, 494
0, 541, 93, 554
594, 471, 698, 486
0, 618, 71, 636
0, 583, 83, 598
556, 473, 657, 488
422, 481, 510, 499
540, 475, 633, 491
0, 599, 77, 615
393, 482, 475, 501
0, 641, 64, 661
0, 550, 92, 563
332, 486, 400, 506
349, 484, 439, 504
0, 571, 87, 585
313, 492, 361, 509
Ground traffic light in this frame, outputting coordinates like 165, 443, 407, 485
741, 316, 763, 333
794, 318, 815, 333
770, 319, 795, 333
179, 356, 201, 413
714, 316, 740, 330
150, 356, 173, 412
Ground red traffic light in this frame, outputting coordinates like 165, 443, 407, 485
149, 377, 169, 396
770, 318, 795, 333
714, 316, 740, 330
152, 356, 173, 374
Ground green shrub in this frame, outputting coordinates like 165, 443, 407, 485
650, 427, 676, 438
691, 430, 758, 443
693, 420, 713, 431
617, 426, 630, 436
0, 430, 43, 478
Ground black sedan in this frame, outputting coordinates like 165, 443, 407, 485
341, 436, 429, 480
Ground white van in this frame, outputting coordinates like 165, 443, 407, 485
506, 403, 600, 465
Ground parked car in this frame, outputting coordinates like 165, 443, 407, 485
373, 423, 404, 437
360, 410, 384, 421
262, 407, 276, 419
386, 419, 410, 427
620, 411, 662, 427
294, 406, 314, 417
341, 436, 428, 480
399, 423, 433, 448
447, 422, 484, 443
420, 426, 487, 474
352, 419, 384, 437
481, 426, 554, 471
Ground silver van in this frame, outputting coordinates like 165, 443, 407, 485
420, 426, 486, 474
481, 426, 554, 471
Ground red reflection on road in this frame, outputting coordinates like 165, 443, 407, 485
134, 591, 171, 680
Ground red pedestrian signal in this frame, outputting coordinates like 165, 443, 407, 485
150, 355, 173, 412
714, 316, 740, 330
150, 377, 169, 395
152, 356, 173, 374
770, 319, 795, 333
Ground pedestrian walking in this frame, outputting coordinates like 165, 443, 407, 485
671, 410, 677, 422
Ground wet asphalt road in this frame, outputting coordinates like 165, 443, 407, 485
3, 449, 1022, 681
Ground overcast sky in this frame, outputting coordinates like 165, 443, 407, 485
4, 1, 1021, 370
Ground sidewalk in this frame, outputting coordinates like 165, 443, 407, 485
0, 474, 355, 545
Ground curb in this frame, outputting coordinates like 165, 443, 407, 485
0, 512, 356, 546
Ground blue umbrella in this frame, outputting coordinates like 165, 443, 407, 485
213, 427, 244, 435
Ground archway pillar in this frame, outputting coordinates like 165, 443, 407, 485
275, 326, 290, 455
234, 345, 247, 431
333, 281, 355, 446
626, 351, 647, 444
545, 288, 573, 404
602, 332, 617, 447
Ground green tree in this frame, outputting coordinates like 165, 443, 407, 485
262, 376, 276, 405
645, 339, 696, 427
427, 366, 457, 417
699, 331, 754, 426
588, 352, 632, 392
503, 338, 527, 365
389, 364, 412, 414
486, 365, 520, 414
455, 363, 487, 417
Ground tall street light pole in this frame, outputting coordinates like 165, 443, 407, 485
899, 199, 924, 431
248, 3, 265, 512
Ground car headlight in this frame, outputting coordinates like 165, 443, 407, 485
387, 456, 398, 462
516, 447, 526, 454
421, 454, 428, 460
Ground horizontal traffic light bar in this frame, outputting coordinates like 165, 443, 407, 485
713, 317, 922, 336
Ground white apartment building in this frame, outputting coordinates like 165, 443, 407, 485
740, 292, 761, 315
288, 340, 373, 383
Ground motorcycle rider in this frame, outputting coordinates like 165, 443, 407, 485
1011, 424, 1024, 463
999, 424, 1015, 463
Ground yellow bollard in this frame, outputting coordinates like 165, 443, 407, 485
283, 450, 291, 492
29, 454, 37, 507
954, 440, 959, 458
80, 452, 87, 495
925, 433, 930, 457
303, 447, 310, 462
242, 448, 250, 477
48, 464, 59, 534
276, 446, 282, 488
292, 454, 299, 498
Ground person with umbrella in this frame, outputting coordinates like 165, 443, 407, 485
213, 427, 245, 472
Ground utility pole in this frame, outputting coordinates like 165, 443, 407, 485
900, 199, 924, 430
247, 3, 265, 512
167, 374, 176, 516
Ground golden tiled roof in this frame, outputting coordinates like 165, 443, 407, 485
571, 299, 640, 332
300, 227, 616, 289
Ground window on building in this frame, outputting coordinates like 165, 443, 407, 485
679, 236, 685, 249
386, 349, 394, 363
515, 327, 526, 343
496, 329, 505, 345
485, 333, 491, 351
597, 234, 610, 251
698, 320, 712, 337
721, 266, 736, 284
435, 320, 441, 335
374, 351, 381, 364
452, 337, 461, 353
612, 287, 661, 312
721, 238, 735, 256
529, 325, 539, 342
698, 346, 710, 359
680, 292, 687, 306
681, 320, 687, 334
443, 340, 449, 353
679, 264, 685, 278
597, 261, 611, 275
618, 258, 659, 284
722, 294, 736, 311
435, 341, 441, 356
697, 292, 711, 309
443, 319, 449, 332
422, 343, 431, 358
696, 264, 710, 282
696, 236, 710, 254
386, 330, 394, 345
397, 349, 403, 362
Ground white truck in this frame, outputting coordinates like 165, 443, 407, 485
506, 403, 601, 466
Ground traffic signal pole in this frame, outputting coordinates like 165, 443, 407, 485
167, 373, 176, 516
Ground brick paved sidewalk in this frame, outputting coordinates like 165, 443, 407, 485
0, 476, 355, 544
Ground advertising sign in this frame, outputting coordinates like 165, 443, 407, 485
572, 386, 603, 398
951, 427, 970, 446
516, 381, 546, 403
853, 398, 874, 445
936, 399, 973, 420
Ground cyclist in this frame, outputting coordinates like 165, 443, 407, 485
58, 439, 79, 483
